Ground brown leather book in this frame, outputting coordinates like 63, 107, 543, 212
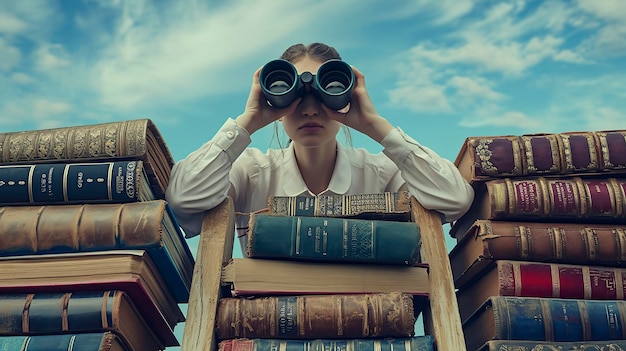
0, 249, 183, 341
454, 130, 626, 184
215, 292, 416, 340
0, 290, 166, 351
449, 220, 626, 288
456, 259, 626, 322
449, 176, 626, 239
0, 200, 194, 303
0, 119, 174, 198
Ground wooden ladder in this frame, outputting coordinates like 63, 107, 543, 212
180, 196, 466, 351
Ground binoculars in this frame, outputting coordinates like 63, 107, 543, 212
259, 59, 355, 110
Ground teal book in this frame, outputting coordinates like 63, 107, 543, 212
0, 332, 129, 351
0, 160, 154, 205
464, 296, 626, 351
479, 340, 626, 351
0, 200, 194, 303
247, 213, 421, 265
218, 336, 435, 351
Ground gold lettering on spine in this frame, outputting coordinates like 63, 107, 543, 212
551, 264, 560, 297
582, 266, 592, 299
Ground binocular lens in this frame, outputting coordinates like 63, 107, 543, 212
259, 59, 354, 110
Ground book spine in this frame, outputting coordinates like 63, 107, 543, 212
0, 161, 142, 205
476, 220, 626, 265
269, 191, 410, 218
481, 340, 626, 351
247, 214, 421, 265
0, 332, 125, 351
0, 201, 165, 256
488, 177, 626, 220
0, 291, 117, 334
597, 130, 626, 170
497, 261, 626, 299
216, 293, 416, 340
217, 336, 435, 351
492, 296, 626, 341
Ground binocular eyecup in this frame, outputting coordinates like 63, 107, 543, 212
259, 59, 355, 111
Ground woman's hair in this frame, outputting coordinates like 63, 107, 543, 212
276, 43, 353, 147
280, 43, 342, 63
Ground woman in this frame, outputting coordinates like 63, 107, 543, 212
165, 43, 474, 253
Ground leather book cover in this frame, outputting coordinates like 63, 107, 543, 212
247, 213, 421, 265
0, 200, 194, 303
456, 259, 626, 322
479, 340, 626, 351
218, 336, 435, 351
0, 119, 174, 198
597, 130, 626, 170
0, 332, 129, 351
216, 292, 416, 340
463, 296, 626, 351
0, 290, 166, 350
449, 220, 626, 288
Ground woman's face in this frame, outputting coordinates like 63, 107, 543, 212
281, 56, 342, 149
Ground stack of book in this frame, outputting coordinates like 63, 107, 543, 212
448, 130, 626, 351
0, 120, 195, 351
214, 191, 435, 350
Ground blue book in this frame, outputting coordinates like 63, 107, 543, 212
464, 296, 626, 351
0, 332, 128, 351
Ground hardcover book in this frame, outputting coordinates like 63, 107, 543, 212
0, 332, 129, 351
247, 213, 421, 265
479, 339, 626, 351
216, 292, 416, 340
454, 130, 626, 183
463, 296, 626, 351
218, 336, 435, 351
0, 249, 184, 338
221, 257, 430, 296
450, 176, 626, 239
268, 191, 411, 221
0, 119, 174, 198
0, 160, 155, 205
456, 260, 626, 321
0, 290, 166, 350
0, 200, 194, 303
449, 220, 626, 288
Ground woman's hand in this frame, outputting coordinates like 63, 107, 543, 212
321, 66, 394, 143
235, 67, 301, 135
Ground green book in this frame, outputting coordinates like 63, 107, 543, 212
479, 340, 626, 351
0, 332, 129, 351
218, 336, 434, 351
247, 213, 421, 265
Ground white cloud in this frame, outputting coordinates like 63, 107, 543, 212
34, 44, 71, 71
576, 0, 626, 23
0, 37, 21, 70
9, 72, 34, 84
0, 11, 27, 33
388, 84, 452, 113
448, 76, 504, 101
460, 111, 544, 130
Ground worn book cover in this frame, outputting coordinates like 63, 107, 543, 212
0, 160, 155, 205
449, 220, 626, 288
268, 191, 411, 221
0, 118, 174, 198
247, 213, 421, 265
464, 296, 626, 351
0, 291, 167, 350
449, 176, 626, 239
221, 257, 430, 297
479, 340, 626, 351
456, 259, 626, 322
216, 292, 416, 340
218, 336, 435, 351
454, 130, 626, 183
0, 200, 194, 303
0, 249, 183, 338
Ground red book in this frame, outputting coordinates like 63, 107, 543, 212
456, 259, 626, 322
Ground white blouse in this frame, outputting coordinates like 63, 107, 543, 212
166, 118, 474, 249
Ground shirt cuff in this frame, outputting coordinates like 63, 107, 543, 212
381, 127, 428, 164
213, 118, 252, 161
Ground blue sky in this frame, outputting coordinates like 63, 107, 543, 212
1, 0, 625, 349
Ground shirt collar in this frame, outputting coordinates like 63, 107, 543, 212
281, 142, 352, 196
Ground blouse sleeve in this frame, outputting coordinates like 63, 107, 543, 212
165, 118, 251, 237
381, 127, 474, 222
